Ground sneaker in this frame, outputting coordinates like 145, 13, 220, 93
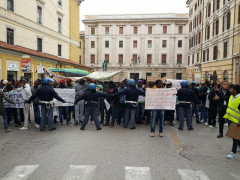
178, 127, 183, 130
159, 133, 164, 137
173, 120, 176, 124
224, 123, 228, 127
36, 124, 40, 129
109, 124, 114, 128
150, 132, 155, 137
97, 127, 102, 131
90, 121, 94, 125
205, 122, 209, 126
80, 127, 84, 130
4, 129, 12, 133
227, 152, 237, 159
200, 120, 204, 123
188, 128, 194, 130
67, 122, 72, 127
208, 125, 213, 128
20, 127, 28, 130
217, 134, 223, 138
49, 127, 56, 131
237, 146, 240, 152
130, 127, 136, 130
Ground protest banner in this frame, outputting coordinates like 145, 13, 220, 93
53, 89, 75, 107
3, 90, 24, 108
145, 88, 177, 110
166, 79, 184, 89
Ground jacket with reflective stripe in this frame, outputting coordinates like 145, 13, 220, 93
224, 95, 240, 123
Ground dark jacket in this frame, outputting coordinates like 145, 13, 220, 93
75, 90, 110, 107
31, 87, 40, 104
28, 84, 65, 103
216, 87, 231, 111
191, 86, 200, 104
177, 87, 196, 108
208, 89, 219, 107
114, 86, 145, 108
106, 87, 118, 105
200, 85, 209, 103
0, 90, 15, 112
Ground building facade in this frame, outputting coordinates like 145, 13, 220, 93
187, 0, 240, 84
0, 0, 90, 83
83, 14, 189, 80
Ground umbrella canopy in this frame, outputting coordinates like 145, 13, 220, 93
49, 68, 90, 76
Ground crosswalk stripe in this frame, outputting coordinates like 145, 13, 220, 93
125, 166, 152, 180
0, 165, 39, 180
61, 165, 97, 180
178, 169, 210, 180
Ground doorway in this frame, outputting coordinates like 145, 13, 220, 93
7, 71, 17, 82
130, 73, 139, 81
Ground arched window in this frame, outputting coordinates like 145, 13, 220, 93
223, 71, 229, 81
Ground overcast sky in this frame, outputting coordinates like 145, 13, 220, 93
80, 0, 189, 31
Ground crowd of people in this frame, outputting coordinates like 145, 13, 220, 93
0, 77, 240, 159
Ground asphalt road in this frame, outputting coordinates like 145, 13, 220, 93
0, 120, 239, 180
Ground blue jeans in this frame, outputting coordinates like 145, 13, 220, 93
81, 106, 101, 129
100, 100, 106, 123
192, 103, 199, 122
33, 104, 41, 125
117, 103, 125, 125
40, 104, 54, 131
0, 112, 8, 130
136, 103, 145, 123
178, 106, 193, 129
151, 110, 164, 133
106, 105, 117, 125
200, 103, 208, 122
59, 106, 70, 124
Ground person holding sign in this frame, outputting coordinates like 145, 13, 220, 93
224, 85, 240, 159
0, 89, 16, 133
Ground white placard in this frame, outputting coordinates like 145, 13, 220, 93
145, 88, 177, 110
167, 79, 184, 89
53, 89, 75, 107
3, 90, 24, 108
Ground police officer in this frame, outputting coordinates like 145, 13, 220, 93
28, 78, 66, 131
177, 80, 196, 130
114, 79, 145, 129
75, 83, 111, 131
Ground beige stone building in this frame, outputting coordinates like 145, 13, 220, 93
187, 0, 240, 84
83, 14, 189, 80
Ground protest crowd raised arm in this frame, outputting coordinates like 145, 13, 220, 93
0, 77, 240, 160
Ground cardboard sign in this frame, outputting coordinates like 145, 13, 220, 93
145, 88, 177, 110
3, 90, 24, 108
225, 123, 240, 141
147, 76, 161, 82
53, 89, 75, 107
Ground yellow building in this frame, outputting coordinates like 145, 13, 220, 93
186, 0, 240, 84
0, 0, 91, 84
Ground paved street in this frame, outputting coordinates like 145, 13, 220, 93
0, 121, 239, 180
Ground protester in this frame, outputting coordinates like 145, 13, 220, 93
136, 80, 145, 124
31, 81, 41, 129
190, 81, 201, 124
208, 83, 219, 128
165, 81, 175, 127
117, 82, 126, 125
200, 81, 210, 125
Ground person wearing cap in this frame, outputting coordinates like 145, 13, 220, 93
17, 79, 32, 130
74, 83, 111, 131
190, 81, 201, 124
27, 78, 66, 131
114, 79, 145, 130
177, 80, 196, 130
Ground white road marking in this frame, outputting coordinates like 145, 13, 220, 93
1, 165, 39, 180
178, 169, 210, 180
125, 166, 152, 180
62, 165, 97, 180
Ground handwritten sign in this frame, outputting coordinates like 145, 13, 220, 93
53, 89, 75, 107
167, 79, 184, 89
145, 88, 177, 110
3, 90, 24, 108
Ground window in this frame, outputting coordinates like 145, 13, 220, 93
213, 45, 218, 60
188, 56, 190, 65
91, 41, 95, 48
105, 27, 109, 35
147, 40, 152, 48
37, 6, 42, 24
192, 54, 194, 64
213, 0, 220, 13
176, 73, 182, 80
161, 73, 166, 78
37, 38, 42, 52
147, 54, 152, 64
119, 41, 123, 48
58, 44, 62, 56
177, 54, 182, 64
203, 50, 205, 62
105, 41, 109, 48
80, 42, 81, 48
119, 27, 123, 34
58, 18, 62, 33
207, 3, 211, 18
162, 40, 167, 48
105, 54, 109, 63
197, 52, 199, 63
163, 26, 167, 34
91, 54, 95, 63
91, 27, 95, 35
7, 0, 14, 11
178, 40, 182, 48
134, 27, 138, 34
238, 5, 240, 24
132, 54, 137, 63
119, 54, 123, 64
133, 40, 137, 48
178, 26, 183, 34
58, 0, 62, 6
162, 54, 167, 64
213, 19, 219, 36
7, 28, 14, 45
206, 49, 209, 61
223, 12, 231, 32
79, 55, 82, 64
148, 26, 152, 34
146, 73, 152, 79
205, 25, 210, 40
223, 41, 228, 58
